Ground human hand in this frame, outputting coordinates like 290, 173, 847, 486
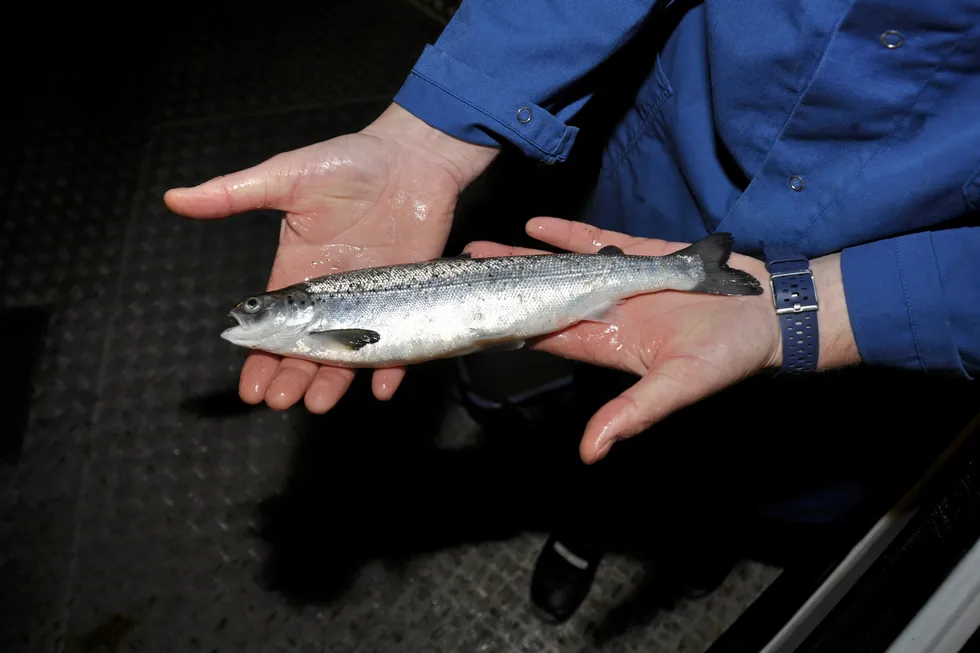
465, 218, 861, 463
164, 104, 498, 413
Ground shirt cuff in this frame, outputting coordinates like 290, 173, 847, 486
840, 233, 971, 379
393, 45, 579, 164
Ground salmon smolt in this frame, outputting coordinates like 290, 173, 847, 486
221, 232, 764, 367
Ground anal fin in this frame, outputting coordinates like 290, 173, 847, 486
473, 335, 526, 352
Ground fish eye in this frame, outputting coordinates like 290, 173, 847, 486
242, 297, 262, 313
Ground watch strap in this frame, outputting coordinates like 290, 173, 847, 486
764, 244, 819, 375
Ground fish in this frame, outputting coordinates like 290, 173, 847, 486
220, 232, 763, 367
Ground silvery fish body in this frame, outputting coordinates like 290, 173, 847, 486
221, 232, 763, 367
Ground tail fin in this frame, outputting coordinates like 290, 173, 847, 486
674, 232, 764, 296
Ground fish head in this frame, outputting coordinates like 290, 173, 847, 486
221, 288, 317, 352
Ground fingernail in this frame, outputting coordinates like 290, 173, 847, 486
593, 439, 615, 462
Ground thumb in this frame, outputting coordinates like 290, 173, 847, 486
163, 152, 293, 219
579, 356, 725, 464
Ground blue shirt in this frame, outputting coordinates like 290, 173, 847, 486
393, 1, 980, 380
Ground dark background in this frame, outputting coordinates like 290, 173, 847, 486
2, 3, 978, 653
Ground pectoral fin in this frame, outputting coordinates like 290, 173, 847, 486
307, 328, 381, 350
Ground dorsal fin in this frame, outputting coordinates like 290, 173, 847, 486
597, 245, 624, 256
431, 252, 471, 261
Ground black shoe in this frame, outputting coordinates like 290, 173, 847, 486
530, 533, 604, 623
676, 548, 739, 599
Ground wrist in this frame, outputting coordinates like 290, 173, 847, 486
362, 103, 499, 189
766, 253, 861, 372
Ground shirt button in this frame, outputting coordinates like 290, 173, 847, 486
881, 30, 904, 48
789, 175, 805, 191
517, 107, 532, 124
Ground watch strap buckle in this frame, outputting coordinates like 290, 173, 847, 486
770, 270, 820, 315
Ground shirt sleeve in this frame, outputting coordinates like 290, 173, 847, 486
393, 1, 658, 164
840, 227, 979, 380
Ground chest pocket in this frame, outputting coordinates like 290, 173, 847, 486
598, 53, 674, 179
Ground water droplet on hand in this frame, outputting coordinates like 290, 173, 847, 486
413, 199, 428, 223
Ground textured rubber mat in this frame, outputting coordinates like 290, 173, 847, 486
0, 106, 152, 653
0, 3, 785, 652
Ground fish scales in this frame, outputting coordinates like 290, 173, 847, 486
302, 254, 654, 294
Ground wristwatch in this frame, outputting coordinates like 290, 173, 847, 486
764, 244, 819, 375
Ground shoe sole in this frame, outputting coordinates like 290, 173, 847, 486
528, 600, 571, 625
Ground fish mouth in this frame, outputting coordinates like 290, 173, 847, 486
221, 311, 251, 346
221, 325, 248, 346
228, 311, 249, 328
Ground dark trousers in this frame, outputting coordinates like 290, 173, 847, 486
548, 363, 978, 564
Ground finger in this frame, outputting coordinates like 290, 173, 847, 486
163, 151, 294, 219
264, 357, 320, 411
579, 355, 727, 464
239, 351, 282, 404
305, 365, 357, 414
526, 217, 677, 256
462, 241, 548, 258
372, 367, 406, 401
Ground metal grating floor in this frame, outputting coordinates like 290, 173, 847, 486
0, 2, 786, 652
